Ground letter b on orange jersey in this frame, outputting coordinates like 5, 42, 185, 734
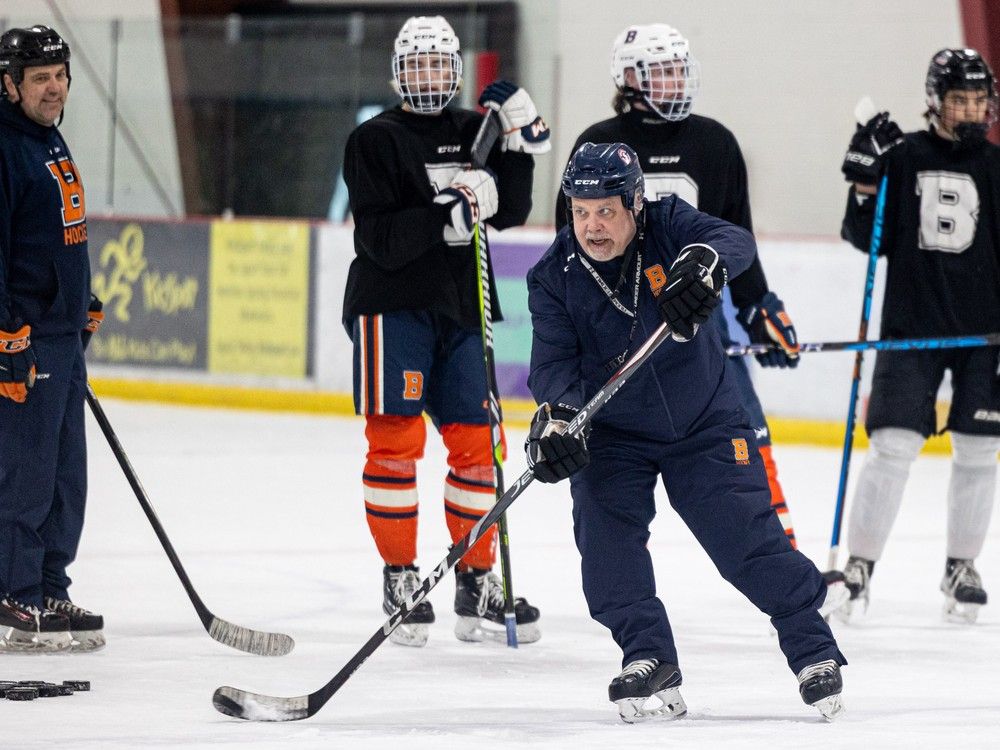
644, 264, 667, 295
402, 370, 424, 401
46, 157, 86, 227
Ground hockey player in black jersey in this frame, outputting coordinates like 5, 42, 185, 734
833, 49, 1000, 624
0, 25, 105, 652
556, 25, 818, 570
342, 15, 547, 647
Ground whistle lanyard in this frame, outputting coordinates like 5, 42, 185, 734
577, 242, 644, 370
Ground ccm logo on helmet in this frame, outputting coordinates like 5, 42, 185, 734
575, 179, 600, 185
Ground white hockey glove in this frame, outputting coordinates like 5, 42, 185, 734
433, 168, 499, 243
478, 80, 551, 154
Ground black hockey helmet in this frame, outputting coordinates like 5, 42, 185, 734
924, 48, 997, 143
926, 48, 995, 100
562, 142, 644, 212
0, 25, 71, 98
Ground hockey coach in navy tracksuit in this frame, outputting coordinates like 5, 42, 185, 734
523, 143, 846, 722
0, 26, 105, 653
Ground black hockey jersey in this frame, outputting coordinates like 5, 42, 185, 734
556, 108, 768, 308
841, 129, 1000, 337
342, 105, 534, 331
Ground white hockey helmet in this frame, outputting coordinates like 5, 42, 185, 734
391, 15, 463, 114
611, 24, 701, 121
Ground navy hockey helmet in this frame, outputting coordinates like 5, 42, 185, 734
561, 142, 644, 212
0, 25, 71, 98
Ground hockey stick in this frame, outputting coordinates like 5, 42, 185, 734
827, 173, 887, 571
212, 321, 675, 721
726, 331, 1000, 357
469, 109, 520, 646
85, 384, 294, 656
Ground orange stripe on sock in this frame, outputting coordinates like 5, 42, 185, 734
759, 444, 797, 549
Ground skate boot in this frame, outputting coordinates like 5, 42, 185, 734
797, 659, 844, 720
941, 558, 987, 624
44, 597, 106, 652
383, 564, 435, 647
832, 556, 874, 623
0, 597, 72, 653
608, 659, 686, 723
453, 568, 541, 644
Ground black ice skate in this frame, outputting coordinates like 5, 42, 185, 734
0, 597, 72, 653
608, 659, 686, 723
941, 558, 988, 624
797, 659, 845, 720
453, 568, 540, 644
383, 565, 435, 647
831, 556, 874, 623
44, 597, 106, 652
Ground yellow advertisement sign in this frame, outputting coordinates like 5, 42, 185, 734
208, 221, 311, 377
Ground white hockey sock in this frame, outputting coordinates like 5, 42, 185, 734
847, 428, 924, 561
946, 432, 1000, 560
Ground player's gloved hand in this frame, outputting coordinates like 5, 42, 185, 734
478, 80, 551, 154
0, 323, 37, 404
841, 112, 903, 185
525, 403, 589, 483
433, 168, 499, 242
656, 244, 727, 342
81, 294, 104, 352
737, 291, 800, 368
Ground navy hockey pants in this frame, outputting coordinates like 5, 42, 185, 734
570, 418, 845, 675
0, 334, 87, 607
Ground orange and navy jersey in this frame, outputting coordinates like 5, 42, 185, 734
0, 98, 90, 335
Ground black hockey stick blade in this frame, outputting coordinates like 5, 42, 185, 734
85, 385, 294, 657
212, 322, 674, 721
470, 110, 502, 169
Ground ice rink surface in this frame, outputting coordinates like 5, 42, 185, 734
4, 399, 998, 750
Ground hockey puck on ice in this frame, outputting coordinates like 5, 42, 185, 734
36, 683, 74, 697
5, 687, 39, 701
62, 680, 90, 692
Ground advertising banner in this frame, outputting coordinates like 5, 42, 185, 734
88, 220, 209, 368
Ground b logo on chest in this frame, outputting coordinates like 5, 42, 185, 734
46, 156, 87, 244
644, 264, 667, 296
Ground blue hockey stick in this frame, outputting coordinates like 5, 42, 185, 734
725, 331, 1000, 357
828, 175, 887, 571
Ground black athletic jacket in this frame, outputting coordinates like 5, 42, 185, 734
342, 105, 534, 331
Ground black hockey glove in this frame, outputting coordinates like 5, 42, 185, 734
841, 112, 903, 185
525, 403, 589, 484
737, 291, 800, 368
81, 294, 104, 352
656, 244, 727, 342
0, 323, 37, 404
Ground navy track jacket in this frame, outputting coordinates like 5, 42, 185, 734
527, 196, 756, 441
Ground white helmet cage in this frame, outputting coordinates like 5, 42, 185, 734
611, 24, 701, 121
392, 15, 463, 114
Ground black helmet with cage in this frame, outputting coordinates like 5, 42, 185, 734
925, 48, 997, 145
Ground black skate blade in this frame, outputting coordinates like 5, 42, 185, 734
208, 616, 294, 656
213, 686, 309, 721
